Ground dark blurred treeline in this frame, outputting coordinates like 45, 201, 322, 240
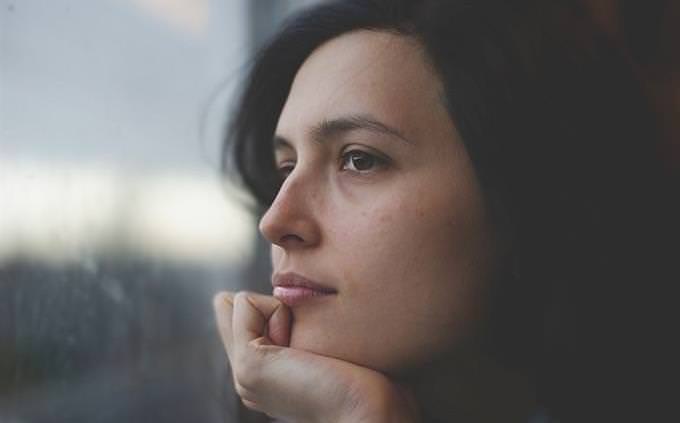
0, 257, 241, 423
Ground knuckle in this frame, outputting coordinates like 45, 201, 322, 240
234, 379, 259, 408
241, 398, 261, 412
213, 291, 232, 309
232, 353, 263, 390
233, 381, 250, 400
252, 342, 280, 362
234, 291, 251, 305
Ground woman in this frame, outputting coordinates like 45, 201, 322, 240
214, 0, 676, 421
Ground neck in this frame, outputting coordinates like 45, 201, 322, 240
395, 350, 537, 423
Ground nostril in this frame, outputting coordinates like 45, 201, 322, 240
279, 234, 305, 245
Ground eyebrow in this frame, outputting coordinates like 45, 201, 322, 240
273, 114, 412, 151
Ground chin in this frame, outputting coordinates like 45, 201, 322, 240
288, 316, 425, 375
288, 319, 359, 362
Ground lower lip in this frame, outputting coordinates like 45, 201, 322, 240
273, 286, 336, 307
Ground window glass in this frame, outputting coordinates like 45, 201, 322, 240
0, 1, 317, 421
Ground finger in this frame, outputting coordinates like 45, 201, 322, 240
242, 398, 263, 412
213, 291, 235, 358
233, 292, 291, 349
254, 293, 291, 347
246, 292, 291, 347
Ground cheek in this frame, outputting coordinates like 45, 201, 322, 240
317, 200, 485, 370
270, 245, 282, 268
287, 166, 492, 372
335, 198, 464, 287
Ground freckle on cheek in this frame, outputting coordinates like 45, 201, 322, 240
379, 213, 392, 224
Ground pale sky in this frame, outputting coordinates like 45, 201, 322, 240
0, 0, 248, 172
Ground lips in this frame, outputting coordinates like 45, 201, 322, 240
272, 272, 337, 307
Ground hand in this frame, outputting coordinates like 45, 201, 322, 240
213, 291, 421, 423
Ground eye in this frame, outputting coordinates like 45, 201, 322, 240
341, 150, 387, 173
276, 161, 295, 179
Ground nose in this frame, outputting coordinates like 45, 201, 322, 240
258, 170, 321, 250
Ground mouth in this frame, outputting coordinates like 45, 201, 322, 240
272, 272, 337, 307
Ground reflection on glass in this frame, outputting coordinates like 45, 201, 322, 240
0, 158, 254, 266
0, 0, 265, 421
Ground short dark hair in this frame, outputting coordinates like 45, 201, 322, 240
223, 0, 675, 420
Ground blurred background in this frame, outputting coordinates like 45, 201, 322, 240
0, 1, 318, 422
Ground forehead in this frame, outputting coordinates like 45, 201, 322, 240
275, 30, 447, 142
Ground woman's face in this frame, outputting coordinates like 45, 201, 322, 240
260, 30, 497, 373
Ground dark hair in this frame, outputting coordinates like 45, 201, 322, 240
223, 0, 676, 420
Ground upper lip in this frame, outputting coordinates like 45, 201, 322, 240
272, 272, 337, 293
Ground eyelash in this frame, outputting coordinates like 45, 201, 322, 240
341, 149, 389, 173
276, 149, 389, 179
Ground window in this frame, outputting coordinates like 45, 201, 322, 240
0, 1, 317, 421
